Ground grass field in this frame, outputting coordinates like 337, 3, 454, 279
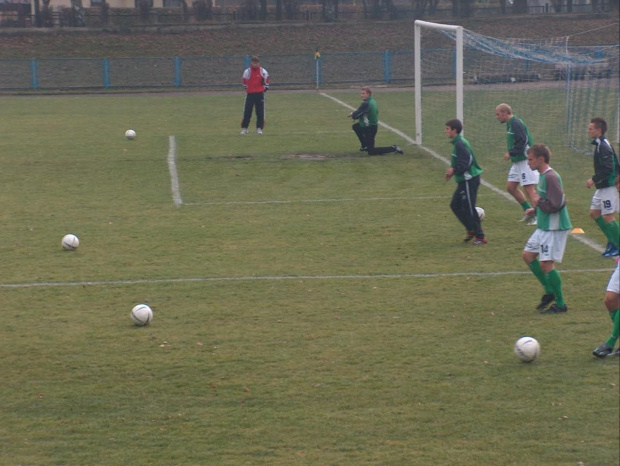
1, 90, 618, 465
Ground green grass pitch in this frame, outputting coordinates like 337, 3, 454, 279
0, 91, 618, 465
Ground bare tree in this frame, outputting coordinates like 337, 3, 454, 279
178, 0, 189, 22
70, 0, 86, 26
498, 0, 507, 14
276, 0, 282, 20
321, 0, 339, 21
100, 0, 109, 25
40, 0, 54, 27
283, 0, 296, 19
412, 0, 440, 18
360, 0, 368, 18
193, 0, 212, 21
512, 0, 529, 13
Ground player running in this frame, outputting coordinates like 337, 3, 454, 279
495, 103, 539, 225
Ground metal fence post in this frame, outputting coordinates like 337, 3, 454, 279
102, 58, 110, 88
383, 50, 392, 83
30, 58, 38, 90
315, 56, 321, 89
174, 57, 182, 87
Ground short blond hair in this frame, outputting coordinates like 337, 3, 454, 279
496, 103, 513, 115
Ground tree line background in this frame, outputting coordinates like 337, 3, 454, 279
2, 0, 616, 28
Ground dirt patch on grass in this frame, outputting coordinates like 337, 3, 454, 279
282, 153, 334, 160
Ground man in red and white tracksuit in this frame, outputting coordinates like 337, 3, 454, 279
241, 56, 269, 135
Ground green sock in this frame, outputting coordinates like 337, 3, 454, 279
547, 269, 565, 307
595, 217, 616, 245
607, 220, 620, 246
527, 259, 552, 294
520, 201, 531, 211
605, 309, 619, 348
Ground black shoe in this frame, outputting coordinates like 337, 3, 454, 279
536, 293, 555, 311
359, 147, 368, 152
592, 342, 613, 358
540, 303, 567, 314
392, 145, 404, 154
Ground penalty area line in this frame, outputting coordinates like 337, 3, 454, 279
0, 268, 613, 289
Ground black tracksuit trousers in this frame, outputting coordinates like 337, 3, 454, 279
450, 175, 484, 238
241, 92, 265, 129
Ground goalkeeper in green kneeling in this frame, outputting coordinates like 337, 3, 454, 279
521, 144, 572, 314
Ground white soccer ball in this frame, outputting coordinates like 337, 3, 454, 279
125, 129, 136, 140
131, 304, 153, 326
514, 336, 540, 363
476, 206, 485, 221
61, 234, 80, 251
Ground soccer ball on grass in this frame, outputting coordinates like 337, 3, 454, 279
125, 129, 136, 140
61, 234, 80, 251
131, 304, 153, 326
476, 206, 485, 221
514, 336, 540, 363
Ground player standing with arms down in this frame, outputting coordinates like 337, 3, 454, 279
348, 87, 403, 156
495, 103, 539, 225
522, 144, 572, 314
240, 56, 269, 135
586, 117, 620, 257
444, 119, 486, 245
592, 175, 620, 358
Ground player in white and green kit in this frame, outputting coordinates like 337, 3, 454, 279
496, 103, 539, 225
592, 174, 620, 358
522, 144, 572, 314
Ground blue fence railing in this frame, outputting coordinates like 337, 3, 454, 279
0, 52, 412, 91
0, 47, 617, 92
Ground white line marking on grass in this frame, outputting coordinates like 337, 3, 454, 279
0, 268, 613, 289
168, 135, 183, 208
320, 92, 605, 254
184, 195, 450, 206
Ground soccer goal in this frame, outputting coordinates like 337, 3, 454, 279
414, 20, 619, 163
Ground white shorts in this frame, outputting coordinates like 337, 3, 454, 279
524, 229, 570, 263
606, 263, 620, 294
508, 159, 539, 186
590, 186, 619, 215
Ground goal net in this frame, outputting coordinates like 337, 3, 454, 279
414, 20, 619, 170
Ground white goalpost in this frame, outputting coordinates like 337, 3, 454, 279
413, 20, 619, 165
414, 20, 463, 145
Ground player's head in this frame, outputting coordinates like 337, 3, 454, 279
588, 117, 607, 138
360, 87, 372, 99
495, 103, 513, 123
445, 119, 463, 134
527, 144, 551, 170
251, 56, 260, 67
